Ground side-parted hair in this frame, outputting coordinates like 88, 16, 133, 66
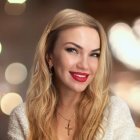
26, 9, 112, 140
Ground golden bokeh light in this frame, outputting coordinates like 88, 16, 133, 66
4, 1, 26, 15
127, 82, 140, 115
7, 0, 27, 4
5, 62, 28, 85
133, 18, 140, 38
108, 22, 140, 70
0, 92, 23, 115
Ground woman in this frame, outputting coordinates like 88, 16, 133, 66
8, 9, 140, 140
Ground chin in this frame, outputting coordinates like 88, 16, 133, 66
71, 85, 88, 93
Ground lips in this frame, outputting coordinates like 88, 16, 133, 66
70, 71, 89, 82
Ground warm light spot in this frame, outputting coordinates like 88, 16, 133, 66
108, 22, 140, 70
136, 127, 140, 136
127, 82, 140, 115
110, 71, 135, 99
7, 0, 27, 4
4, 1, 26, 15
111, 81, 133, 99
5, 62, 28, 85
133, 18, 140, 38
0, 92, 23, 115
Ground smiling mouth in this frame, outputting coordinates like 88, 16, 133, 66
70, 71, 89, 82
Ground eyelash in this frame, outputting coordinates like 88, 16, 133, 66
90, 53, 100, 58
65, 47, 100, 58
65, 48, 78, 54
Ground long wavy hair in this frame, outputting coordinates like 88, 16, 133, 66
26, 9, 112, 140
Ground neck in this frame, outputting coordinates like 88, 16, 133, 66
57, 90, 82, 116
59, 91, 81, 107
56, 89, 81, 138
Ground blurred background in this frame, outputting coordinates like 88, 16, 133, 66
0, 0, 140, 139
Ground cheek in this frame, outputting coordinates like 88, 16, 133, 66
91, 59, 99, 67
53, 54, 74, 71
89, 59, 99, 75
95, 60, 99, 70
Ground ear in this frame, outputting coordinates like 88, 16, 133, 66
46, 54, 53, 69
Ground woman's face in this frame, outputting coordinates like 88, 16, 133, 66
50, 26, 100, 94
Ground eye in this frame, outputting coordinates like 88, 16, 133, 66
90, 53, 100, 58
65, 48, 78, 54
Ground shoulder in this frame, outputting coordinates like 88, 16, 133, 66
103, 95, 140, 140
8, 103, 29, 140
109, 95, 130, 114
11, 103, 26, 116
10, 103, 28, 127
104, 95, 132, 121
106, 95, 134, 127
109, 95, 128, 107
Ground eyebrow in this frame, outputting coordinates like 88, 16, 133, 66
64, 42, 100, 52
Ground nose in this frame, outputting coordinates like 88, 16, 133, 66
76, 55, 89, 70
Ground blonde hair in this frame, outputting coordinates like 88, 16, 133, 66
26, 9, 112, 140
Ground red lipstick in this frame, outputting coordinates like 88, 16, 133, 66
70, 72, 89, 82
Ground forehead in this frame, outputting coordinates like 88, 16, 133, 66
55, 26, 100, 50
